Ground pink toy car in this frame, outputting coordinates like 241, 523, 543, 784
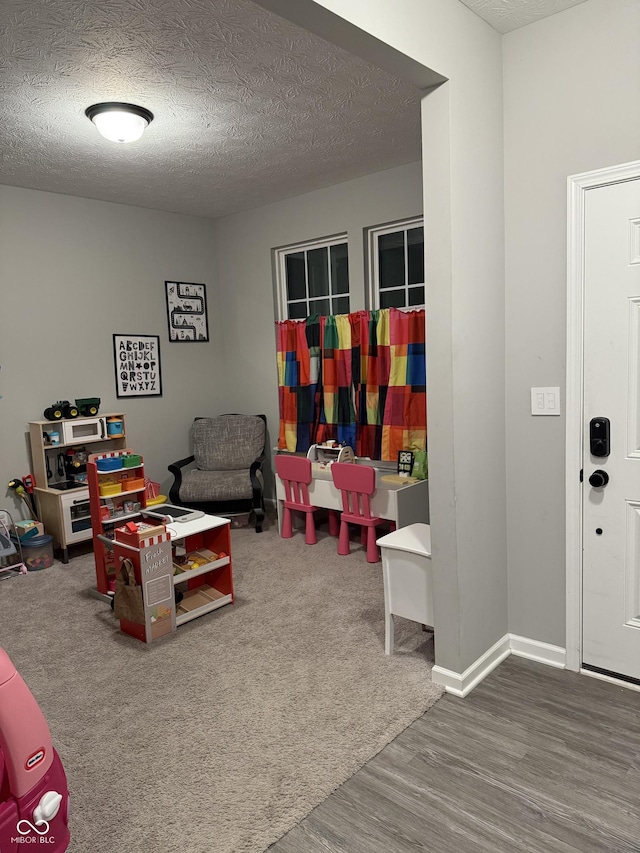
0, 648, 70, 851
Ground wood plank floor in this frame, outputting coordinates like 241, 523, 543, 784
269, 657, 640, 853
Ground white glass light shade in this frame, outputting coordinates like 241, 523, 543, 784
86, 103, 153, 144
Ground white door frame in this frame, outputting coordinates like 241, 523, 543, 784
566, 159, 640, 672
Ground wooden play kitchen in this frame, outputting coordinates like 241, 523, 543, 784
28, 412, 128, 562
87, 449, 234, 642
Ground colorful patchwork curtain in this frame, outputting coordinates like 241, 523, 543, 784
276, 308, 426, 461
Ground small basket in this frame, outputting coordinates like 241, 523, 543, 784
122, 454, 142, 468
97, 457, 122, 472
100, 482, 122, 497
121, 477, 145, 492
145, 479, 160, 500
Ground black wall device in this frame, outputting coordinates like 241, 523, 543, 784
590, 417, 610, 457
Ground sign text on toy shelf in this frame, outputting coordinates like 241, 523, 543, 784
143, 545, 170, 575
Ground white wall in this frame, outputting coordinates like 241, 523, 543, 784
0, 185, 221, 514
504, 0, 640, 645
213, 160, 424, 495
237, 0, 508, 676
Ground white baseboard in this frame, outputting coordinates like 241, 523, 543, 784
509, 634, 566, 669
432, 634, 511, 697
433, 633, 566, 698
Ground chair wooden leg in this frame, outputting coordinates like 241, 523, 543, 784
282, 506, 293, 539
366, 527, 380, 563
338, 519, 350, 555
305, 510, 317, 545
360, 526, 367, 546
328, 510, 339, 537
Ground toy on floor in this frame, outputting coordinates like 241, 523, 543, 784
0, 648, 70, 851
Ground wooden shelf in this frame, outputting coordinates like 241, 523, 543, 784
102, 511, 143, 525
176, 585, 232, 626
97, 464, 143, 474
99, 485, 146, 500
173, 556, 230, 585
40, 436, 125, 451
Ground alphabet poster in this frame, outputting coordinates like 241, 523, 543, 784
113, 334, 162, 398
165, 281, 209, 342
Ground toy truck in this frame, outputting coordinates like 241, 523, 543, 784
0, 648, 70, 851
43, 401, 78, 421
75, 397, 100, 417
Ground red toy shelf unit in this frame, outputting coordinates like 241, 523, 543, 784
87, 449, 148, 595
171, 520, 234, 627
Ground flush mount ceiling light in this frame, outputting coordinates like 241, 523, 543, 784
85, 102, 153, 144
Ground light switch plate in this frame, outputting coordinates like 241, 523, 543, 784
531, 387, 560, 416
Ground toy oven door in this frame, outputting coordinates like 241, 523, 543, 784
61, 490, 92, 544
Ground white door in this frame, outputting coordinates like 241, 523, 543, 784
582, 176, 640, 680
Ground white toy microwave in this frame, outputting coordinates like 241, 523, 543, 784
61, 416, 106, 444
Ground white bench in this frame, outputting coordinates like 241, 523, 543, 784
377, 523, 432, 655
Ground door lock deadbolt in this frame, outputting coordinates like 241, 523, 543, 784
589, 417, 610, 457
588, 469, 609, 488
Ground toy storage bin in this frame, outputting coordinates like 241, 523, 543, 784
21, 534, 54, 570
121, 477, 145, 492
122, 454, 142, 468
377, 523, 433, 655
99, 481, 122, 497
97, 457, 122, 472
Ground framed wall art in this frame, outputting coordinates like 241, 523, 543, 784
165, 281, 209, 342
113, 334, 162, 398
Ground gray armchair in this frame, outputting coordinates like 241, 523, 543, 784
168, 414, 267, 532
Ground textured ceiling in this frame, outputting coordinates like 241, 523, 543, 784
0, 0, 589, 219
459, 0, 589, 33
0, 0, 422, 219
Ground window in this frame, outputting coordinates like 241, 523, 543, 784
275, 235, 350, 320
367, 218, 424, 310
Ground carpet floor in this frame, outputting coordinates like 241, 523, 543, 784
0, 518, 443, 853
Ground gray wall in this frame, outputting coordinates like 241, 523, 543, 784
0, 164, 423, 517
241, 0, 508, 676
503, 0, 640, 645
213, 159, 424, 496
0, 185, 221, 510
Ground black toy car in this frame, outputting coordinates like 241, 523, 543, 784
43, 400, 79, 420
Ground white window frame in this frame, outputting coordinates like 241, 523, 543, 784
274, 233, 350, 321
367, 217, 424, 310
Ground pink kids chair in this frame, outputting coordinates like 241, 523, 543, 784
276, 455, 339, 544
0, 647, 70, 851
331, 462, 385, 563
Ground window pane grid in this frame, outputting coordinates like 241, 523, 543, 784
280, 238, 350, 319
370, 220, 424, 310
